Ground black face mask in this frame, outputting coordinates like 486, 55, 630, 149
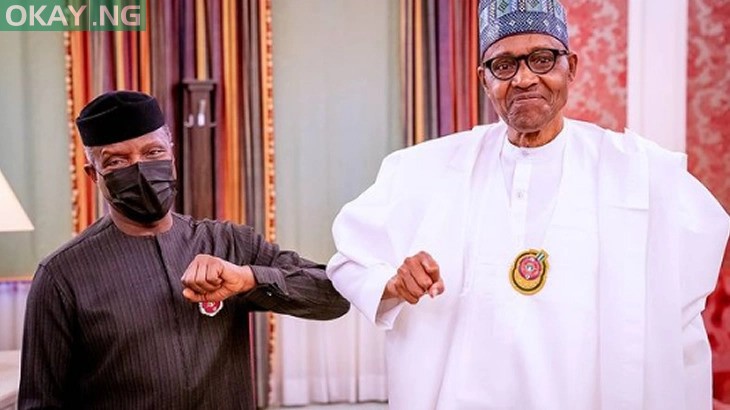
100, 160, 177, 224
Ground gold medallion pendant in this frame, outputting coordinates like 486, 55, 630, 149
510, 249, 549, 295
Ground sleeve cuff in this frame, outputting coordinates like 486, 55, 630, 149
357, 263, 405, 330
244, 265, 288, 310
375, 297, 406, 329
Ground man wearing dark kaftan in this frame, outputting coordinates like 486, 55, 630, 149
19, 91, 349, 410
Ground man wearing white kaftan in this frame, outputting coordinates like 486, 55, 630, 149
326, 1, 730, 409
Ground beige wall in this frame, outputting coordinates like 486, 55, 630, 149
0, 32, 71, 277
272, 0, 402, 263
270, 1, 400, 405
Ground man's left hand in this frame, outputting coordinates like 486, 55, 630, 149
181, 254, 256, 303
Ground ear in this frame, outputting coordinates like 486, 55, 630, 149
84, 164, 98, 183
477, 66, 492, 95
171, 157, 178, 179
567, 52, 579, 83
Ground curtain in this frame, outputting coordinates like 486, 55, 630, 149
0, 280, 31, 351
268, 0, 400, 405
64, 0, 275, 231
273, 312, 387, 405
64, 0, 277, 406
401, 0, 497, 146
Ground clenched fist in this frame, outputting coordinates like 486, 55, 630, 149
181, 254, 256, 303
383, 251, 445, 304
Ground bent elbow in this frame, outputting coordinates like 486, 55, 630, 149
329, 297, 351, 319
307, 296, 351, 321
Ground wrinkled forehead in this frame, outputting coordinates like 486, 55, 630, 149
483, 33, 565, 60
98, 128, 170, 155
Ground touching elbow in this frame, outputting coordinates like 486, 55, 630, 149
328, 297, 351, 319
306, 295, 350, 320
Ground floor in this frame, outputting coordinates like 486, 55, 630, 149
268, 403, 387, 410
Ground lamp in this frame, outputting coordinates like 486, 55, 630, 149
0, 169, 33, 232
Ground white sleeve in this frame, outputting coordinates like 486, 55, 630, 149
675, 165, 729, 326
682, 314, 713, 410
326, 152, 406, 329
672, 159, 730, 408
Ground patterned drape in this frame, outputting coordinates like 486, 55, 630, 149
401, 0, 496, 146
688, 0, 730, 405
64, 0, 277, 406
562, 0, 627, 131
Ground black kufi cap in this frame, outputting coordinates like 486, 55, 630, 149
75, 91, 166, 147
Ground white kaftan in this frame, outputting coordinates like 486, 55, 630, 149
327, 119, 730, 409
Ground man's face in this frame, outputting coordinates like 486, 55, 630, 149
478, 34, 578, 133
84, 127, 175, 184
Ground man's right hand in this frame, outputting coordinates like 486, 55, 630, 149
181, 254, 256, 303
382, 251, 445, 304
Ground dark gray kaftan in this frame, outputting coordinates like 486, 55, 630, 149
19, 213, 349, 409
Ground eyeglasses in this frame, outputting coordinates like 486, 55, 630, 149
482, 48, 570, 81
